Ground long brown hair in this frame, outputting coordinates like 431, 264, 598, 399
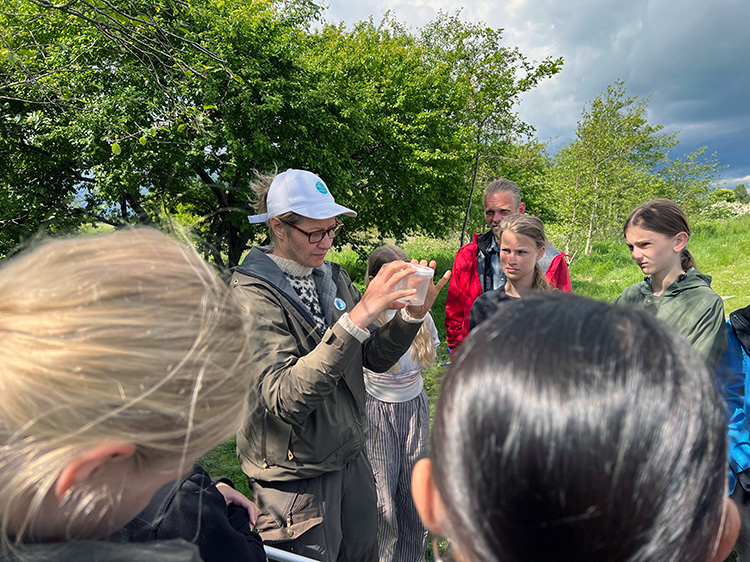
366, 245, 436, 370
624, 199, 697, 272
497, 214, 551, 293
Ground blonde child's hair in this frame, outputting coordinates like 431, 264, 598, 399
0, 228, 253, 545
497, 214, 552, 293
365, 245, 436, 370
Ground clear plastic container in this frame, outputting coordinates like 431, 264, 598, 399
395, 264, 434, 306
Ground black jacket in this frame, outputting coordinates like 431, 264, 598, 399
731, 304, 750, 353
0, 540, 202, 562
107, 465, 265, 562
469, 286, 515, 331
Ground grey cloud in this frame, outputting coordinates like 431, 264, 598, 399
324, 0, 750, 183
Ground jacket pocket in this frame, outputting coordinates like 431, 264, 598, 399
251, 478, 324, 544
262, 409, 294, 468
290, 407, 358, 465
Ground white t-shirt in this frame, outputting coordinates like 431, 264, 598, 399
363, 311, 440, 403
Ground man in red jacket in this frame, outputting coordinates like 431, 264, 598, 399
445, 178, 572, 352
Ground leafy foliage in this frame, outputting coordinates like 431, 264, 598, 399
0, 1, 560, 265
548, 80, 722, 256
709, 188, 736, 205
420, 12, 563, 245
299, 18, 471, 251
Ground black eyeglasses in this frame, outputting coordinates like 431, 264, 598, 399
282, 219, 344, 244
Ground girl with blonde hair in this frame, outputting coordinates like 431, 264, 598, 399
470, 214, 552, 330
0, 228, 253, 561
364, 245, 440, 562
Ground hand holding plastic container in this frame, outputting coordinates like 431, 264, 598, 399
395, 264, 435, 306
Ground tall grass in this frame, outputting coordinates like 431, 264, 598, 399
568, 214, 750, 314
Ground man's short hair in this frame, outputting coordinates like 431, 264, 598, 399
484, 179, 522, 209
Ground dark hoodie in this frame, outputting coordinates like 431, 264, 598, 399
107, 465, 264, 562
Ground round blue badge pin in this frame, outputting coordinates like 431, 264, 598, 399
334, 297, 347, 311
315, 181, 328, 195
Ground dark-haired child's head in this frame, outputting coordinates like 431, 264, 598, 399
624, 199, 696, 274
413, 294, 738, 562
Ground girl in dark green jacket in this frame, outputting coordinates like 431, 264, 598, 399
615, 199, 726, 370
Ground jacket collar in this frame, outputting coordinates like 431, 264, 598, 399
237, 247, 340, 332
642, 267, 713, 297
731, 304, 750, 354
475, 230, 496, 255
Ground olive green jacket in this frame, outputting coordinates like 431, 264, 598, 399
231, 248, 421, 481
615, 268, 727, 371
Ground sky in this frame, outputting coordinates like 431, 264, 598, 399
321, 0, 750, 187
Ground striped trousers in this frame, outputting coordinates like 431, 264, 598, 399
365, 391, 429, 562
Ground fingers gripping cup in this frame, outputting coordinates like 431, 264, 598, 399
395, 264, 435, 306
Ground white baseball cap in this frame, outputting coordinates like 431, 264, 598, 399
247, 169, 357, 223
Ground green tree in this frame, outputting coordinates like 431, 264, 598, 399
708, 188, 735, 205
298, 18, 470, 251
420, 12, 563, 246
734, 183, 749, 203
653, 146, 725, 215
1, 1, 559, 265
472, 138, 555, 229
0, 2, 405, 263
1, 0, 270, 261
550, 80, 711, 256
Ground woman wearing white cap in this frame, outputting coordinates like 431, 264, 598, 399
232, 169, 450, 562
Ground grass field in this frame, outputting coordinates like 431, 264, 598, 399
198, 213, 750, 558
564, 214, 750, 314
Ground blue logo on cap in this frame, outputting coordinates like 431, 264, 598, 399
315, 181, 328, 195
334, 298, 347, 311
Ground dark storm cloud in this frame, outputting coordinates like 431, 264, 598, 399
325, 0, 750, 183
